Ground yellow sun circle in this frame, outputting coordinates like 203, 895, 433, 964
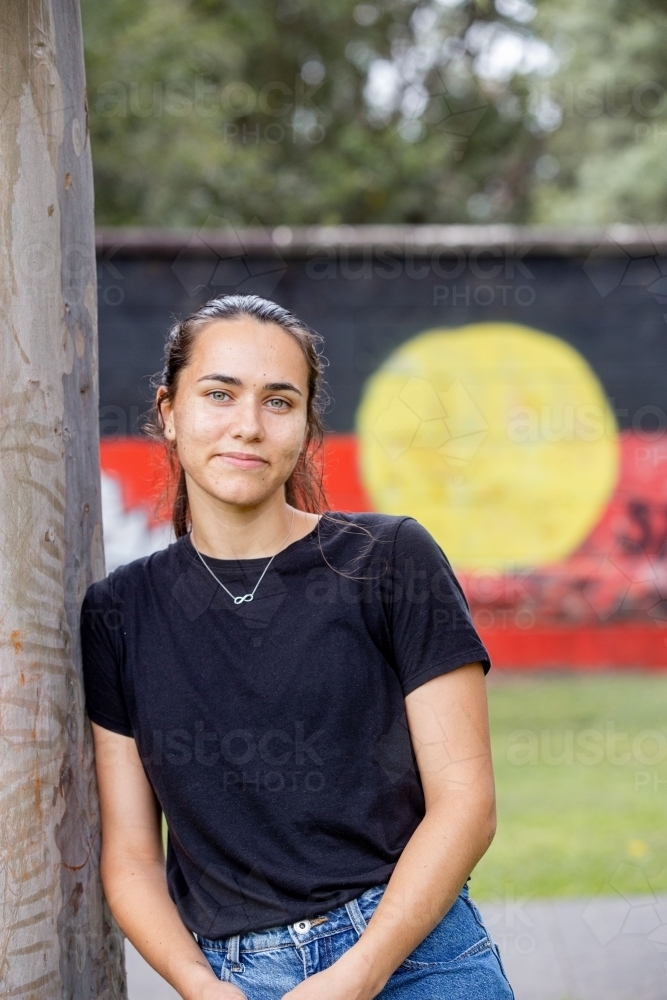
356, 323, 619, 570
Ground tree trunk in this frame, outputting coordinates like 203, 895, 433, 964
0, 2, 126, 998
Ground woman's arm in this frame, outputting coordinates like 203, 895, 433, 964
91, 723, 246, 1000
283, 662, 495, 1000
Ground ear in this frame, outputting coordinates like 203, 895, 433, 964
157, 390, 176, 441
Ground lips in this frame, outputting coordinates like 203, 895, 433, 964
219, 452, 268, 469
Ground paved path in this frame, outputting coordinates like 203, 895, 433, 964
480, 893, 667, 1000
126, 894, 667, 1000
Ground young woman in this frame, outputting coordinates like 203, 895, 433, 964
81, 294, 514, 1000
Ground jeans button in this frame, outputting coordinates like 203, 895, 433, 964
295, 919, 311, 933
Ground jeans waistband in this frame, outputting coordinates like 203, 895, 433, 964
197, 883, 388, 957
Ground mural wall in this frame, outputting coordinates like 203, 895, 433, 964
97, 227, 667, 668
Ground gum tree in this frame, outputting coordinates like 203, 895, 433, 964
0, 2, 125, 997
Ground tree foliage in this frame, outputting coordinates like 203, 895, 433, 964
80, 0, 667, 227
531, 0, 667, 224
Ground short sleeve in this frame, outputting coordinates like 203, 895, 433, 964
80, 576, 133, 737
388, 517, 490, 696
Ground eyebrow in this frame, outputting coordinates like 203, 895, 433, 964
196, 373, 303, 396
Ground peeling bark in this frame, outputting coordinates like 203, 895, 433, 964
0, 2, 126, 997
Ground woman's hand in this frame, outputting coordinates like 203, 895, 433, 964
287, 664, 496, 1000
281, 948, 379, 1000
282, 970, 368, 1000
198, 981, 248, 1000
91, 725, 248, 1000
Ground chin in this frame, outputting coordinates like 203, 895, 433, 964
198, 466, 289, 508
209, 484, 280, 509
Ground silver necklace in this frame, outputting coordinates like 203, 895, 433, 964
191, 507, 296, 605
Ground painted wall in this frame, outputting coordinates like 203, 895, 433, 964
97, 231, 667, 668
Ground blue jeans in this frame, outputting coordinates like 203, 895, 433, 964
197, 882, 514, 999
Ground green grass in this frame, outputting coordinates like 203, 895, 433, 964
471, 673, 667, 901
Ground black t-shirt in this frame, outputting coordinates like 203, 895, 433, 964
80, 511, 490, 939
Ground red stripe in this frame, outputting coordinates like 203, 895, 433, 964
99, 434, 373, 521
99, 435, 667, 669
321, 434, 374, 511
480, 625, 667, 670
100, 437, 171, 526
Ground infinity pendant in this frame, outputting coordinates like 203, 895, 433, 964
233, 594, 254, 605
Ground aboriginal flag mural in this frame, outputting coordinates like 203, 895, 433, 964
96, 227, 667, 668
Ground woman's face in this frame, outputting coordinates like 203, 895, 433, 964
159, 317, 311, 509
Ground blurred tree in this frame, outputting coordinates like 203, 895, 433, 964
81, 0, 667, 227
530, 0, 667, 225
82, 0, 547, 226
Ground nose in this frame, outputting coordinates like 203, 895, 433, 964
229, 394, 264, 441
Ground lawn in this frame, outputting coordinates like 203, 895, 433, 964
471, 672, 667, 901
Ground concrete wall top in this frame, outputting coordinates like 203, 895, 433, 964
96, 224, 667, 259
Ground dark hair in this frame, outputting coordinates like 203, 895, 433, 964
144, 293, 331, 538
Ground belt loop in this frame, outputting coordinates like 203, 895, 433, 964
226, 933, 241, 969
345, 897, 368, 937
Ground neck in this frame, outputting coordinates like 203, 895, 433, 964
188, 491, 320, 560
